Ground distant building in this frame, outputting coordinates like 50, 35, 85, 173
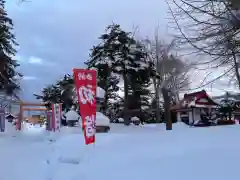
171, 90, 218, 124
0, 91, 21, 115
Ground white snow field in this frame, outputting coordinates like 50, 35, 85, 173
1, 123, 240, 180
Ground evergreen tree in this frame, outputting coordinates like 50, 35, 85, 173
34, 84, 62, 109
86, 23, 151, 124
85, 24, 132, 115
101, 74, 120, 112
217, 92, 236, 121
127, 42, 152, 110
34, 74, 76, 110
0, 0, 21, 95
56, 74, 75, 110
101, 24, 150, 124
85, 43, 120, 113
127, 58, 153, 121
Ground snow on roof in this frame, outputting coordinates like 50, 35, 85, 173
65, 110, 80, 121
172, 90, 218, 110
5, 113, 17, 118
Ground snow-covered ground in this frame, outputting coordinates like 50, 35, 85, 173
1, 123, 240, 180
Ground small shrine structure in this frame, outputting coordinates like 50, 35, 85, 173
171, 90, 218, 124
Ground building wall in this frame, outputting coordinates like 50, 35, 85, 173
177, 109, 201, 124
8, 103, 20, 114
189, 111, 193, 124
23, 117, 40, 124
193, 108, 201, 122
177, 111, 190, 123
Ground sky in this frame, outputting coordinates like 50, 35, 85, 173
6, 0, 170, 102
5, 0, 238, 102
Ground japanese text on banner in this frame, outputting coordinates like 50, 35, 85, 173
73, 69, 97, 145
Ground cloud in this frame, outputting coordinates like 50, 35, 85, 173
5, 0, 169, 101
28, 56, 43, 64
15, 55, 25, 63
9, 0, 234, 100
22, 76, 37, 80
4, 0, 234, 103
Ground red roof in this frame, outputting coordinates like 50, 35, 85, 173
171, 90, 218, 110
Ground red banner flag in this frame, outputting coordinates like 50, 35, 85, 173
73, 69, 97, 145
52, 103, 62, 132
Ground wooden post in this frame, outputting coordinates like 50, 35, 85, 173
18, 104, 23, 130
162, 87, 172, 130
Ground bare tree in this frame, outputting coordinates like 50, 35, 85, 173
167, 0, 240, 89
143, 30, 190, 124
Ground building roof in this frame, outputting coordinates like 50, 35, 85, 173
65, 110, 80, 121
5, 113, 17, 118
172, 90, 218, 110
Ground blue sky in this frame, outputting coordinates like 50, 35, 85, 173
6, 0, 169, 101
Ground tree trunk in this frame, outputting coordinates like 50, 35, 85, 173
161, 87, 172, 130
175, 92, 180, 104
101, 91, 108, 113
153, 77, 161, 123
155, 88, 161, 123
123, 72, 130, 125
101, 69, 112, 113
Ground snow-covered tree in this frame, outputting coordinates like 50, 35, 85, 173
34, 74, 76, 110
34, 84, 62, 109
0, 0, 22, 95
127, 42, 153, 116
217, 92, 236, 121
86, 23, 151, 124
56, 74, 76, 109
104, 24, 150, 124
85, 39, 120, 112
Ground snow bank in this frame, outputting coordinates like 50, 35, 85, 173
0, 135, 53, 180
22, 123, 46, 135
96, 112, 110, 126
60, 126, 82, 134
73, 125, 240, 180
173, 122, 189, 129
2, 121, 240, 180
131, 116, 140, 121
4, 121, 17, 134
109, 122, 189, 133
78, 112, 110, 127
47, 133, 121, 180
118, 118, 124, 123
